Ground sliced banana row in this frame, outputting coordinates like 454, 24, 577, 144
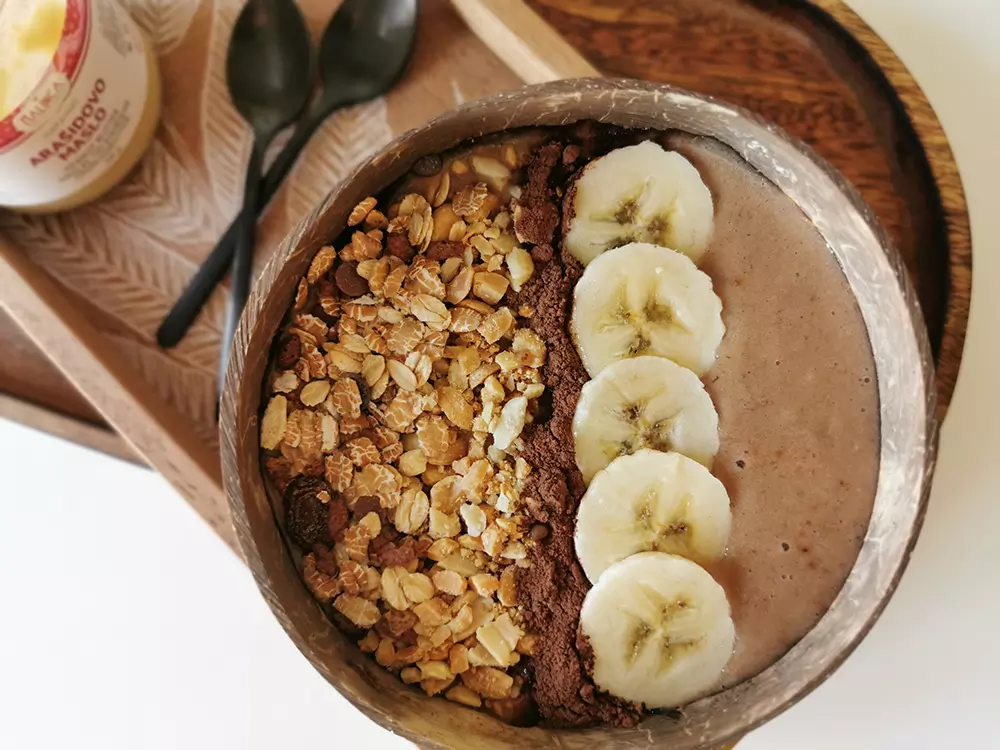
566, 144, 735, 710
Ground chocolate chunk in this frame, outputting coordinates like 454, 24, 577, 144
426, 240, 465, 261
386, 234, 414, 262
276, 334, 301, 368
335, 261, 368, 296
284, 476, 335, 549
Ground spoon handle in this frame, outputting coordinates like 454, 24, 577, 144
218, 141, 265, 393
156, 102, 339, 350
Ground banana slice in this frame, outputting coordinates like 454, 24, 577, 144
564, 141, 714, 266
580, 551, 735, 708
571, 242, 724, 377
575, 449, 732, 583
573, 356, 719, 483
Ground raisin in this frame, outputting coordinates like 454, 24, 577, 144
412, 153, 443, 177
284, 476, 335, 549
276, 335, 301, 368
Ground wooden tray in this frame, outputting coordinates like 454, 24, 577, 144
0, 0, 970, 554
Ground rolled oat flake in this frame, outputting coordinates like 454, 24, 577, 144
0, 0, 161, 212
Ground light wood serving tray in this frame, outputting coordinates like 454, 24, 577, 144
0, 0, 971, 554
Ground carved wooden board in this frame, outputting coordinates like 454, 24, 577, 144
0, 0, 970, 551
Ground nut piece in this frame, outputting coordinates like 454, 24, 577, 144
469, 573, 499, 598
461, 666, 514, 700
398, 449, 428, 477
449, 644, 471, 674
505, 246, 535, 291
272, 370, 299, 394
512, 329, 546, 368
261, 395, 288, 450
459, 504, 487, 537
472, 272, 509, 305
491, 396, 527, 451
476, 613, 523, 667
478, 307, 515, 344
432, 569, 467, 597
470, 156, 511, 191
428, 508, 461, 539
446, 684, 482, 708
400, 666, 422, 684
498, 566, 517, 607
413, 597, 451, 627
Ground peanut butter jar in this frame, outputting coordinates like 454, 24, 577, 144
0, 0, 161, 213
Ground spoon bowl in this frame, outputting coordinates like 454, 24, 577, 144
156, 0, 418, 350
316, 0, 418, 105
226, 0, 313, 138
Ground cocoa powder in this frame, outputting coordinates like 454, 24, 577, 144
514, 141, 642, 728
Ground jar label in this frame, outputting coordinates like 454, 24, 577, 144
0, 0, 149, 207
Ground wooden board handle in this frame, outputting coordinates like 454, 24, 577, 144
0, 237, 237, 553
450, 0, 600, 83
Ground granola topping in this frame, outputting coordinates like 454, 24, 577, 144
262, 150, 546, 716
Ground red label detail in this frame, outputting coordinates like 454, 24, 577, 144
0, 0, 91, 152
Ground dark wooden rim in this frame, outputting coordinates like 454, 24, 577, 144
806, 0, 972, 417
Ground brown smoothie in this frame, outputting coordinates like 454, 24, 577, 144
667, 132, 881, 688
267, 123, 882, 730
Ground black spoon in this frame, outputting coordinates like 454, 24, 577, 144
218, 0, 313, 390
157, 0, 419, 351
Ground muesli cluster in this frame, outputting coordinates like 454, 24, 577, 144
260, 152, 546, 714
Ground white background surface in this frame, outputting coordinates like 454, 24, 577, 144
2, 0, 997, 747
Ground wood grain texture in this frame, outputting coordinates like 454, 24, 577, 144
450, 0, 600, 81
0, 0, 971, 543
0, 237, 235, 553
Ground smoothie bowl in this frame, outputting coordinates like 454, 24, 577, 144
220, 79, 936, 749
